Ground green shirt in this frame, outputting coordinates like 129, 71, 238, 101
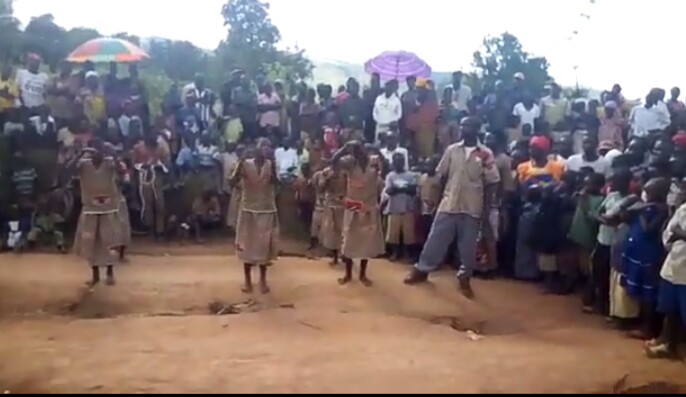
568, 194, 604, 249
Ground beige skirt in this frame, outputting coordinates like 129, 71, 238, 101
226, 188, 241, 228
116, 197, 131, 247
311, 207, 324, 239
235, 210, 279, 265
341, 208, 384, 260
73, 212, 121, 267
609, 269, 640, 319
321, 206, 344, 250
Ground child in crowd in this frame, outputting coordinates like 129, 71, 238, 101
647, 200, 686, 358
11, 151, 38, 245
531, 184, 567, 292
383, 152, 418, 261
27, 191, 66, 252
622, 177, 671, 340
515, 184, 543, 281
418, 156, 441, 244
190, 189, 221, 243
319, 162, 346, 265
567, 172, 605, 310
221, 104, 243, 147
307, 163, 326, 251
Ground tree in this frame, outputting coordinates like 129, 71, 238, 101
63, 27, 101, 56
113, 32, 140, 46
148, 39, 208, 81
0, 0, 23, 62
218, 0, 312, 80
472, 32, 551, 97
22, 14, 67, 67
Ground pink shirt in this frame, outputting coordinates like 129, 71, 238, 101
258, 93, 281, 128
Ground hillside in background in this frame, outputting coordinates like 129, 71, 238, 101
311, 58, 452, 88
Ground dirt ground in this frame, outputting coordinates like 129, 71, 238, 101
0, 246, 684, 394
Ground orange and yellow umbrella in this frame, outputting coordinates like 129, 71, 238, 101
66, 37, 149, 63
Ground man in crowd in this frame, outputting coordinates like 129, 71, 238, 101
448, 71, 472, 118
16, 53, 49, 115
372, 79, 402, 142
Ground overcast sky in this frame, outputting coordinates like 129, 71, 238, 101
13, 0, 675, 98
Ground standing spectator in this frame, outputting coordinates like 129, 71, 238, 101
0, 64, 18, 126
274, 138, 300, 182
257, 82, 282, 140
233, 75, 258, 140
183, 74, 215, 130
448, 71, 472, 116
363, 73, 382, 143
298, 88, 321, 143
565, 135, 611, 176
379, 132, 409, 170
512, 94, 541, 133
47, 61, 76, 130
401, 76, 419, 146
598, 101, 625, 150
414, 85, 440, 160
337, 78, 366, 142
667, 87, 685, 117
16, 53, 49, 114
78, 71, 106, 130
372, 80, 402, 141
652, 88, 671, 131
630, 92, 661, 138
383, 152, 418, 261
540, 83, 569, 131
404, 117, 500, 298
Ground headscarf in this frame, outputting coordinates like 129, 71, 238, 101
415, 78, 428, 89
672, 133, 686, 149
530, 136, 551, 151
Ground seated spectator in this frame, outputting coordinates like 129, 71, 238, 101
190, 189, 221, 243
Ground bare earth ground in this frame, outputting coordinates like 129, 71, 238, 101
0, 242, 685, 394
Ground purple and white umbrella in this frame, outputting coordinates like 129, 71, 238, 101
364, 51, 432, 81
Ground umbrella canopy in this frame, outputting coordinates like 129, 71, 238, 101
66, 37, 149, 63
364, 51, 432, 81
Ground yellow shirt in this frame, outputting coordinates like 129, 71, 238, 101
80, 88, 106, 126
0, 78, 19, 111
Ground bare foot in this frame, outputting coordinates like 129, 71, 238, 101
359, 276, 373, 287
459, 279, 475, 300
241, 284, 254, 293
338, 275, 352, 285
105, 277, 116, 286
86, 279, 100, 288
260, 283, 271, 294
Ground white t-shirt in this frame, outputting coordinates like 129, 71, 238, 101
373, 94, 402, 126
16, 69, 49, 108
564, 154, 611, 176
512, 103, 541, 130
274, 147, 299, 177
450, 84, 473, 112
629, 105, 660, 137
380, 146, 410, 170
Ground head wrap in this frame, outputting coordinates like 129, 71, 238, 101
513, 72, 525, 80
604, 100, 618, 109
530, 136, 551, 151
85, 71, 99, 79
415, 78, 428, 89
672, 133, 686, 148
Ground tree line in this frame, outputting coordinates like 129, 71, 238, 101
1, 0, 564, 100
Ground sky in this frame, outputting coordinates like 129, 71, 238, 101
12, 0, 677, 98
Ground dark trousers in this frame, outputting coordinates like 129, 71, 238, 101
584, 244, 611, 315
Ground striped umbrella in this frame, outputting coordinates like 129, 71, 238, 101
364, 51, 432, 81
66, 37, 149, 63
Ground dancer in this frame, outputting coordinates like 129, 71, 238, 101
319, 161, 347, 266
332, 141, 384, 286
69, 139, 122, 286
230, 139, 279, 294
404, 117, 500, 298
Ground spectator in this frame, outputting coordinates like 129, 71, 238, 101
16, 53, 49, 114
512, 94, 541, 133
540, 83, 569, 131
372, 80, 402, 141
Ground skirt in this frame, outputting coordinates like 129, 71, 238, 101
414, 124, 437, 160
657, 279, 686, 324
340, 208, 384, 260
311, 207, 324, 239
321, 206, 344, 250
73, 212, 121, 267
226, 188, 241, 228
116, 197, 132, 247
235, 210, 279, 265
609, 269, 640, 319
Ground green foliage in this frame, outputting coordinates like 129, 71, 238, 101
22, 14, 66, 68
0, 0, 23, 62
218, 0, 312, 80
148, 39, 209, 82
472, 32, 551, 96
112, 32, 140, 46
